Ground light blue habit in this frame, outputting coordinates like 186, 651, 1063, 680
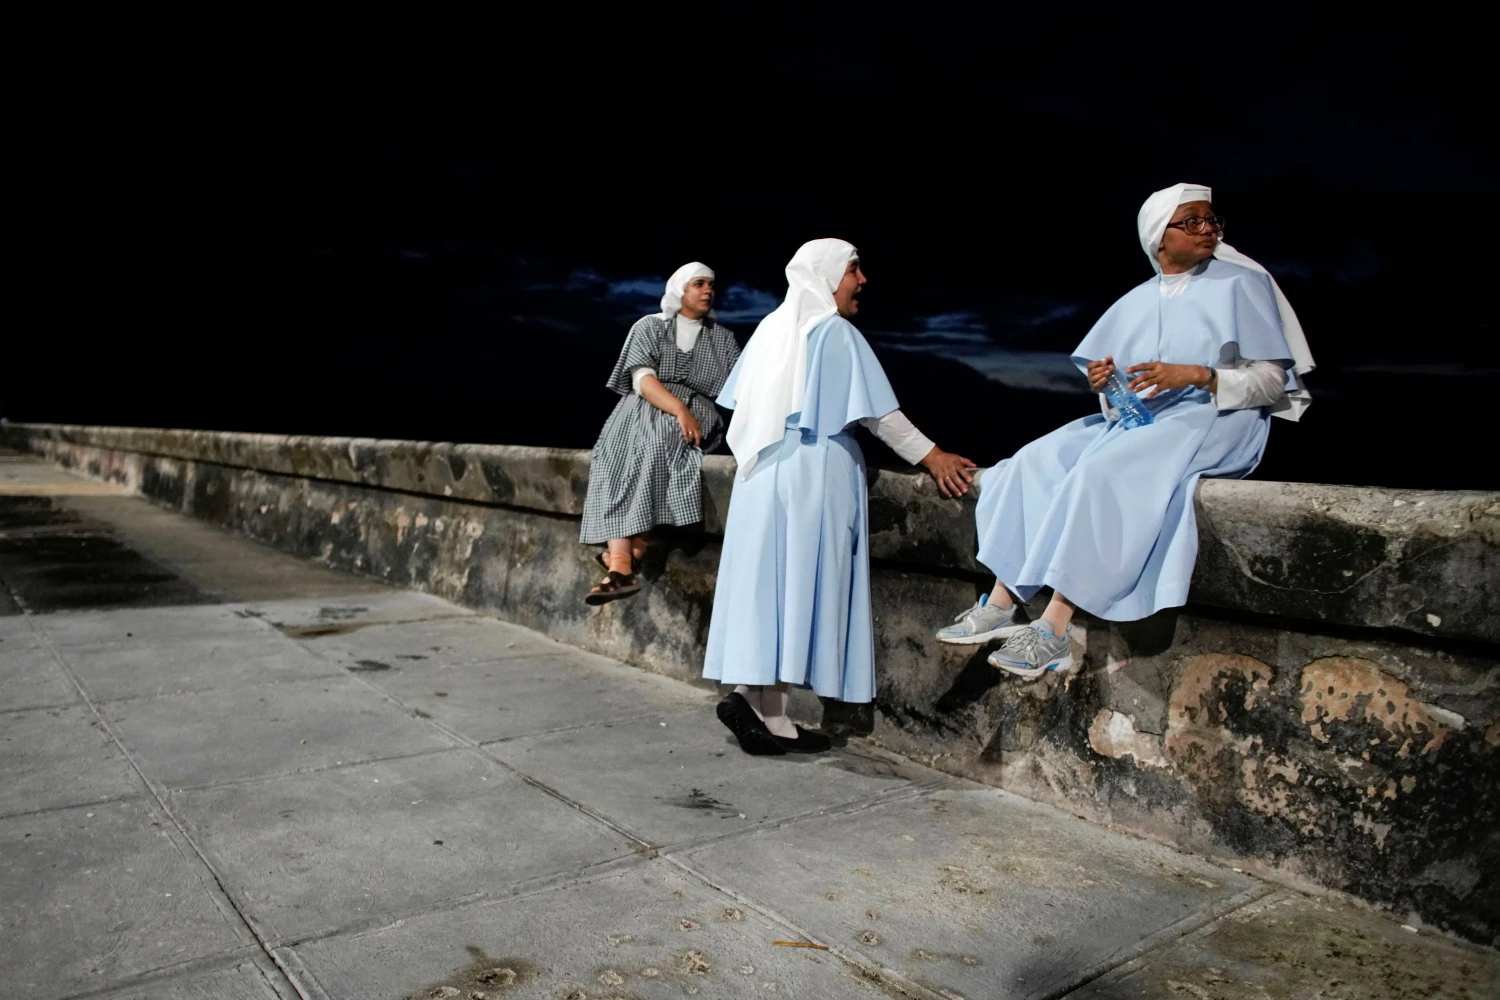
974, 258, 1295, 621
702, 315, 899, 703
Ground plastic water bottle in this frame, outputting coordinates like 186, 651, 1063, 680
1102, 368, 1154, 428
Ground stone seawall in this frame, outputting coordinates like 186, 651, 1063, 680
6, 421, 1498, 946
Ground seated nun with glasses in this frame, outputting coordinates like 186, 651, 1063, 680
934, 182, 1316, 679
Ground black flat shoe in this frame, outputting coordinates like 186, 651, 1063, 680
772, 725, 832, 754
715, 694, 787, 756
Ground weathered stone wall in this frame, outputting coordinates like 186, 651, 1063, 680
6, 421, 1498, 946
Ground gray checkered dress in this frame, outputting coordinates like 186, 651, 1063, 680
579, 315, 741, 544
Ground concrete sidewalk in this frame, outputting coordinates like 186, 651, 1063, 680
2, 453, 1495, 1000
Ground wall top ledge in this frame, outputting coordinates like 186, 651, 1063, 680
7, 422, 1496, 645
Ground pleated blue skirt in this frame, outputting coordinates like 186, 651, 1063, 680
703, 424, 875, 703
974, 393, 1270, 622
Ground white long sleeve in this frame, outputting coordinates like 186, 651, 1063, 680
1213, 360, 1287, 411
630, 366, 658, 394
859, 409, 936, 466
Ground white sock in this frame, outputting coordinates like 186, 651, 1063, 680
758, 684, 798, 739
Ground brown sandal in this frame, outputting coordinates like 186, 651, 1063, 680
584, 570, 642, 606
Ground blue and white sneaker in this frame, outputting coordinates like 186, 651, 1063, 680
936, 594, 1026, 645
987, 622, 1074, 679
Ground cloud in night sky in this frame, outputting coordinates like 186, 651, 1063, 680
868, 328, 1087, 395
532, 264, 1094, 393
714, 284, 783, 325
604, 277, 663, 312
573, 272, 795, 328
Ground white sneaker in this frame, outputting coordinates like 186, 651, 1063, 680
987, 622, 1075, 679
936, 594, 1026, 645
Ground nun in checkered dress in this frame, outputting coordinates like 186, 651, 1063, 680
580, 263, 740, 605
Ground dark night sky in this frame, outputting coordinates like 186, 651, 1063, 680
9, 2, 1497, 489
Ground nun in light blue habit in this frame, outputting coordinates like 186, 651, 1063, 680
935, 182, 1316, 681
704, 239, 976, 755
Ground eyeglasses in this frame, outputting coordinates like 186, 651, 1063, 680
1165, 216, 1225, 236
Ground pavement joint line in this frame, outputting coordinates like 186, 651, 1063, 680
253, 954, 307, 1000
28, 610, 476, 655
471, 708, 690, 745
266, 852, 654, 953
0, 696, 85, 716
661, 853, 952, 1000
51, 637, 318, 660
161, 743, 467, 795
652, 779, 946, 858
0, 790, 149, 823
40, 641, 360, 706
269, 945, 335, 1000
277, 610, 589, 659
1066, 889, 1298, 997
71, 669, 354, 708
1, 569, 34, 613
1031, 883, 1278, 1000
294, 643, 589, 674
46, 947, 295, 1000
84, 688, 683, 763
24, 623, 276, 655
21, 617, 311, 1000
289, 629, 729, 692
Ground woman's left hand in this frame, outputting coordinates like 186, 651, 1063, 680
1126, 362, 1211, 398
675, 409, 703, 447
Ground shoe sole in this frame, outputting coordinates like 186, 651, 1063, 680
990, 652, 1075, 679
715, 699, 787, 756
936, 622, 1029, 645
583, 582, 642, 607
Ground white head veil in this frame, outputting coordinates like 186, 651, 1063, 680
725, 238, 857, 478
1138, 182, 1315, 421
657, 262, 715, 319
